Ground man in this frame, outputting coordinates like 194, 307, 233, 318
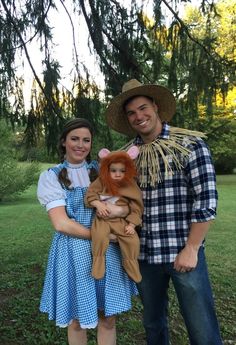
105, 79, 223, 345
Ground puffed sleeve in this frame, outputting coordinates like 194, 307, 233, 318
37, 169, 67, 211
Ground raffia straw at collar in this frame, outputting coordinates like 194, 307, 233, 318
121, 126, 207, 187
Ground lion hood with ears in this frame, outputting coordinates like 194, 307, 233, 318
98, 146, 139, 196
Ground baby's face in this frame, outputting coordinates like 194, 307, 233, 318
109, 162, 126, 181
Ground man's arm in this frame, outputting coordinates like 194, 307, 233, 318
174, 220, 212, 272
174, 139, 217, 273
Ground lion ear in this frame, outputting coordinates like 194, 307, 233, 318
98, 148, 111, 159
127, 145, 139, 159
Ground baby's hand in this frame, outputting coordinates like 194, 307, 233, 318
96, 202, 110, 217
125, 223, 136, 235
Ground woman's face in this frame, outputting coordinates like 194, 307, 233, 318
62, 127, 92, 164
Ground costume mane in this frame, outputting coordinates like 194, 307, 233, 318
99, 151, 137, 195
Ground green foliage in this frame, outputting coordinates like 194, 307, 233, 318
0, 120, 40, 201
0, 156, 40, 201
0, 0, 236, 162
209, 121, 236, 174
19, 144, 56, 163
0, 176, 236, 344
197, 116, 236, 174
0, 119, 15, 153
91, 122, 128, 157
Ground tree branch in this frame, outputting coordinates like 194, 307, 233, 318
1, 0, 62, 118
162, 0, 235, 68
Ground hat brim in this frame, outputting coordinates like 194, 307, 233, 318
105, 84, 176, 137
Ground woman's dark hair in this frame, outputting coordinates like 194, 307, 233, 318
58, 118, 96, 188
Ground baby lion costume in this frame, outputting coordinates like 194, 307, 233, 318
85, 146, 143, 283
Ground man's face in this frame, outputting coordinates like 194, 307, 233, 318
124, 96, 162, 143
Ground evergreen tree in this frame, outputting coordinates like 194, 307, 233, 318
0, 0, 235, 154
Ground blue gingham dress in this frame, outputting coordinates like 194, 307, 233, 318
37, 160, 138, 329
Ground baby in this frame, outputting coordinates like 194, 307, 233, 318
85, 146, 143, 283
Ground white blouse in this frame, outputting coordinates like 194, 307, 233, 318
37, 161, 91, 211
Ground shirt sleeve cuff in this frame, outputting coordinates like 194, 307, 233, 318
46, 199, 66, 211
191, 208, 216, 223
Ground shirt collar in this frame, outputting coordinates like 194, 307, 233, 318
62, 160, 86, 169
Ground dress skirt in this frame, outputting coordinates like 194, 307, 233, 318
40, 232, 138, 328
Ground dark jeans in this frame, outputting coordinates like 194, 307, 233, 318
137, 247, 223, 345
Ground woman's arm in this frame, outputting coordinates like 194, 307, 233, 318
48, 206, 91, 240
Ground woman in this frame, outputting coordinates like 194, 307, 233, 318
37, 118, 138, 345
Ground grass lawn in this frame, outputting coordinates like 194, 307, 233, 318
0, 175, 235, 345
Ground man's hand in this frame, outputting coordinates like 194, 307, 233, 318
174, 221, 211, 273
174, 244, 198, 273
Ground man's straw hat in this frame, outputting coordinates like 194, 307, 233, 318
105, 79, 176, 137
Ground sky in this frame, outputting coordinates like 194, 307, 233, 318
21, 1, 100, 108
21, 0, 168, 98
20, 0, 199, 109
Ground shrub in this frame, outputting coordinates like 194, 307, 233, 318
0, 119, 40, 201
0, 153, 40, 202
206, 119, 236, 174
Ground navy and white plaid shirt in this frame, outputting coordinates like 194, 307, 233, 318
133, 123, 218, 264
